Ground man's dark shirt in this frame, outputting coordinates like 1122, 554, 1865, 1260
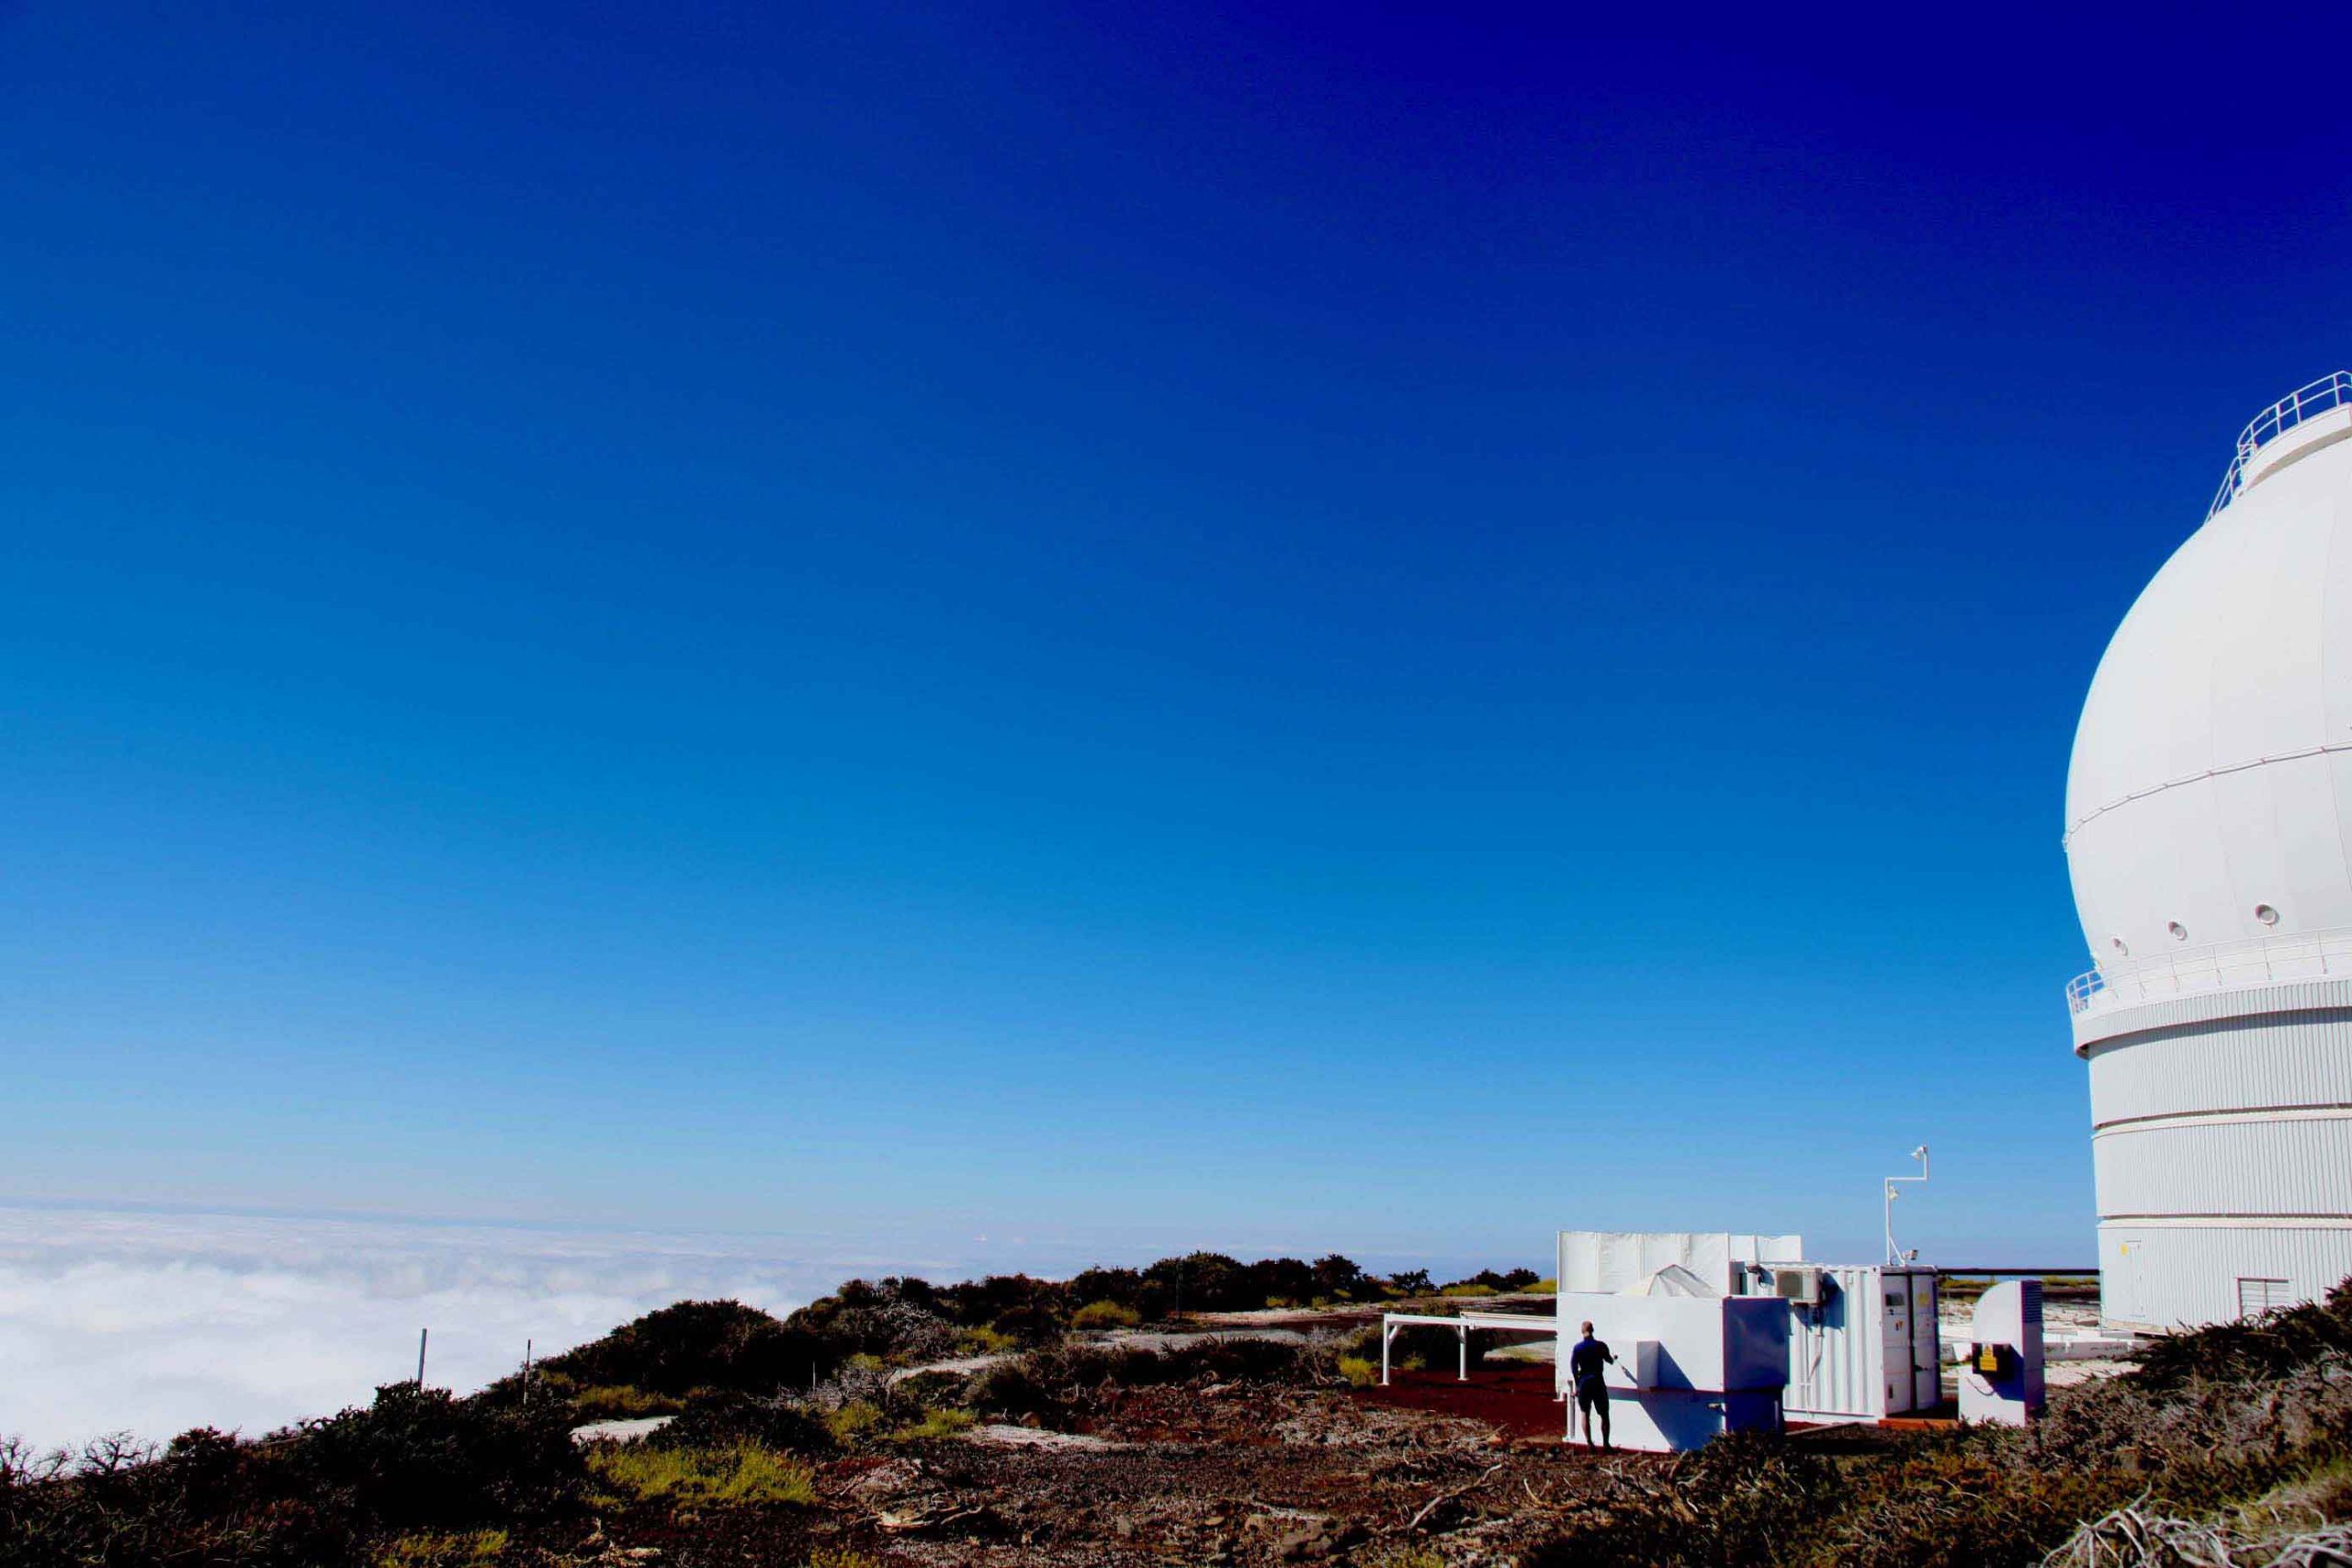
1570, 1336, 1613, 1395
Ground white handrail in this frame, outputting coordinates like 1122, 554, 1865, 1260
2207, 372, 2352, 519
2066, 922, 2352, 1014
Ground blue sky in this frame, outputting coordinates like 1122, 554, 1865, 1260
5, 3, 2350, 1269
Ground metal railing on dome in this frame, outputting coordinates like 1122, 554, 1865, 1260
2066, 923, 2352, 1014
2207, 371, 2352, 519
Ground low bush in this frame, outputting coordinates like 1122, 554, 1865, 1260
966, 1335, 1331, 1428
786, 1286, 960, 1366
984, 1301, 1068, 1345
0, 1389, 584, 1568
964, 1358, 1069, 1426
652, 1391, 835, 1456
1335, 1355, 1379, 1388
0, 1429, 342, 1568
1063, 1267, 1170, 1320
536, 1301, 828, 1398
287, 1383, 585, 1535
1440, 1268, 1540, 1293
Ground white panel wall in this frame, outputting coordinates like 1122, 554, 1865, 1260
2098, 1224, 2352, 1331
2086, 1014, 2352, 1124
1554, 1290, 1790, 1452
2093, 1116, 2352, 1217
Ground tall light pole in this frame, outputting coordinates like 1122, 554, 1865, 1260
1884, 1145, 1929, 1266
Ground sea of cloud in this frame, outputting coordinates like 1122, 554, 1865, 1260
0, 1205, 1033, 1452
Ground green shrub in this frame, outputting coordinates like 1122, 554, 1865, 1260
1437, 1282, 1497, 1298
1335, 1355, 1379, 1388
1071, 1300, 1141, 1330
1311, 1255, 1372, 1301
821, 1401, 887, 1447
956, 1324, 1017, 1354
586, 1441, 815, 1509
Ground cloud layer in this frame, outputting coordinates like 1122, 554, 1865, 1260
0, 1206, 1001, 1451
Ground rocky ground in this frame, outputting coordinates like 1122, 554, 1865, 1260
811, 1382, 1608, 1567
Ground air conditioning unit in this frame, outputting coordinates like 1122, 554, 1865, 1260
1772, 1266, 1826, 1307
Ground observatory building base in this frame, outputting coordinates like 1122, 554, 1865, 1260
2075, 980, 2352, 1331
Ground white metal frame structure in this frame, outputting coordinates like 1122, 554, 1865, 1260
1375, 1311, 1558, 1385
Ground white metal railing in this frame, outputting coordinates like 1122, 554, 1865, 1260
2067, 923, 2352, 1014
2207, 372, 2352, 519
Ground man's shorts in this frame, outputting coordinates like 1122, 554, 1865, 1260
1574, 1380, 1609, 1412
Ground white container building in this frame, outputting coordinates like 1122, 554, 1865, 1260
1762, 1265, 1939, 1421
2065, 374, 2352, 1330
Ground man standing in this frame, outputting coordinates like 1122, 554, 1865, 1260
1568, 1320, 1616, 1450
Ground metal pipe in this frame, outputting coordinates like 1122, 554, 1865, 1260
1932, 1266, 2096, 1276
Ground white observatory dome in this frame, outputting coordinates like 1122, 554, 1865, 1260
2069, 395, 2352, 963
2066, 374, 2352, 1331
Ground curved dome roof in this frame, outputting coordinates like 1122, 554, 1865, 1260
2067, 384, 2352, 970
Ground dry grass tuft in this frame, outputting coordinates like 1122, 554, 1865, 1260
586, 1441, 815, 1509
2046, 1503, 2352, 1567
377, 1529, 509, 1566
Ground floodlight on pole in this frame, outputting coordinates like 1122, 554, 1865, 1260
1884, 1145, 1928, 1267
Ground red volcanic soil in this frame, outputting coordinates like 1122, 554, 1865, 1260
1352, 1362, 1582, 1444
